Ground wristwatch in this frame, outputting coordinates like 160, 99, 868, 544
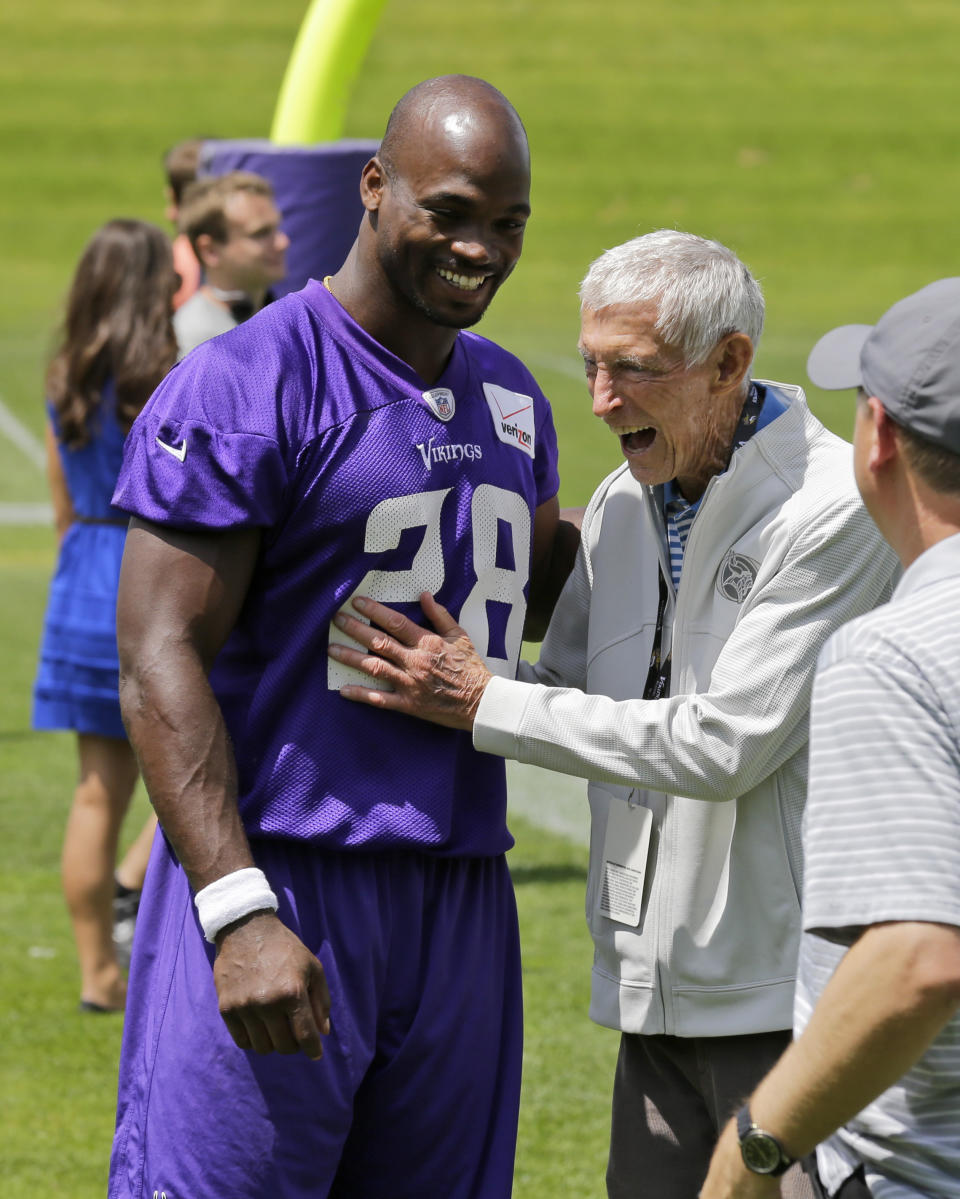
736, 1103, 795, 1176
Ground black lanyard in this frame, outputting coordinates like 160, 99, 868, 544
729, 381, 764, 455
642, 569, 672, 700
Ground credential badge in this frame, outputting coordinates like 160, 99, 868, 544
716, 551, 759, 603
422, 387, 456, 422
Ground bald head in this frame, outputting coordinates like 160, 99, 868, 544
379, 75, 529, 182
338, 76, 531, 365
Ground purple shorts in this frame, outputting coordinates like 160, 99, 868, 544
109, 835, 523, 1198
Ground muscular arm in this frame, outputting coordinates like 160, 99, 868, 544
118, 519, 259, 887
118, 518, 330, 1058
523, 496, 582, 642
699, 921, 960, 1198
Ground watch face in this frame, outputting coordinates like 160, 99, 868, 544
741, 1131, 783, 1174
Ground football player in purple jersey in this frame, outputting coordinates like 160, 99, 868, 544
108, 76, 578, 1199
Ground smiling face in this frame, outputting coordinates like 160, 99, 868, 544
363, 108, 531, 330
579, 303, 751, 501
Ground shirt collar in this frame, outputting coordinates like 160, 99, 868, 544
893, 531, 960, 601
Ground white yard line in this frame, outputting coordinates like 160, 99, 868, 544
0, 392, 50, 524
0, 393, 46, 471
0, 502, 52, 525
525, 352, 586, 383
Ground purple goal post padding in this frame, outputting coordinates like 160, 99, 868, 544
199, 138, 378, 298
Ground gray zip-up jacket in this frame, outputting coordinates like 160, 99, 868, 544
474, 384, 898, 1037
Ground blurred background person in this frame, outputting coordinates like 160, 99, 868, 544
173, 170, 289, 358
162, 137, 206, 311
32, 219, 178, 1012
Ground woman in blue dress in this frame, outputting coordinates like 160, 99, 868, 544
33, 220, 178, 1011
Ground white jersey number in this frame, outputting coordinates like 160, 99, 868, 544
327, 485, 531, 690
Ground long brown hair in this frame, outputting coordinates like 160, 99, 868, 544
47, 219, 178, 448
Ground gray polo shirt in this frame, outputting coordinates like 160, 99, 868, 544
796, 532, 960, 1197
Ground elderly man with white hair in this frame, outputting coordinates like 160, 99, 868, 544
330, 230, 898, 1197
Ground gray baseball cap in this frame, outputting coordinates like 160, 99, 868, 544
806, 277, 960, 454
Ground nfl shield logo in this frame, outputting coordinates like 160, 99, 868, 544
422, 387, 456, 422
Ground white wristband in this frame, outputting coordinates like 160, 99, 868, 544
194, 867, 279, 944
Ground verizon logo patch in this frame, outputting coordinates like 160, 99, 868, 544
482, 383, 536, 459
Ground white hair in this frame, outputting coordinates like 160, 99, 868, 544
578, 230, 764, 366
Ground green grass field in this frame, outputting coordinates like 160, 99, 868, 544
2, 0, 958, 1193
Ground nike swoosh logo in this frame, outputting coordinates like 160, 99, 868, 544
156, 436, 187, 462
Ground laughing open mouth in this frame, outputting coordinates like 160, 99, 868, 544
619, 426, 656, 452
436, 267, 486, 292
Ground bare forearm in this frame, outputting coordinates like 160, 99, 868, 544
113, 520, 331, 1056
750, 922, 960, 1157
120, 651, 253, 892
117, 520, 263, 890
701, 922, 960, 1199
121, 650, 333, 1060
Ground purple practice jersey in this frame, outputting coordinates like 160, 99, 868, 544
113, 281, 560, 857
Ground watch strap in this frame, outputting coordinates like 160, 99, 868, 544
736, 1103, 794, 1177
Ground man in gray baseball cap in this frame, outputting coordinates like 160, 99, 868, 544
808, 276, 960, 454
701, 278, 960, 1199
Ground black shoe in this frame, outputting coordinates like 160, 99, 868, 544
78, 998, 124, 1014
